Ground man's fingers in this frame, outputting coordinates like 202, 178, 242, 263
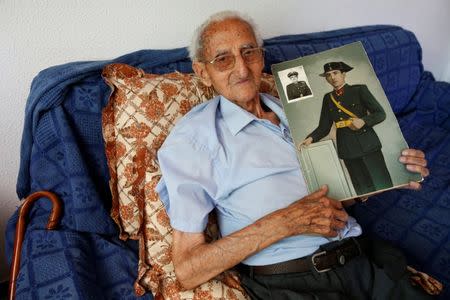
311, 217, 346, 230
402, 148, 425, 158
319, 197, 344, 210
406, 164, 430, 177
334, 208, 349, 221
310, 225, 339, 237
309, 206, 347, 221
348, 124, 357, 131
399, 149, 429, 178
404, 181, 422, 190
299, 137, 313, 147
351, 118, 365, 129
307, 185, 328, 199
399, 155, 427, 167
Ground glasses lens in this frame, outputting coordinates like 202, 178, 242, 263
212, 54, 235, 71
242, 48, 263, 63
210, 48, 263, 71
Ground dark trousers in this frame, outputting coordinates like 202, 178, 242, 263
239, 238, 433, 300
344, 151, 393, 195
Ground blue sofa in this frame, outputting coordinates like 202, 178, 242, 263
6, 25, 449, 299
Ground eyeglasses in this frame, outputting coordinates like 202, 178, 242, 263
205, 47, 265, 72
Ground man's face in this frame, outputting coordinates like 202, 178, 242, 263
192, 18, 264, 106
325, 70, 346, 89
289, 75, 298, 82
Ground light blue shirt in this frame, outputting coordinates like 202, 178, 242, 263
156, 93, 361, 265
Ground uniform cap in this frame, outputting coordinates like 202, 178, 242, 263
319, 61, 353, 77
287, 71, 299, 78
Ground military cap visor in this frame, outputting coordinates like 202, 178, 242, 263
287, 71, 299, 78
319, 61, 353, 77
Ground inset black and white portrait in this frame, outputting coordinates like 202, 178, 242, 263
278, 66, 313, 103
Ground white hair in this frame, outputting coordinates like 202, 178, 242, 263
188, 10, 263, 62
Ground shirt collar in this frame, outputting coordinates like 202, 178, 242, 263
219, 93, 289, 136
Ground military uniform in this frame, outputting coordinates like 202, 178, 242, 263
286, 80, 312, 100
307, 83, 393, 195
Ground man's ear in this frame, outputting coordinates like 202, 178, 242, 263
192, 61, 212, 87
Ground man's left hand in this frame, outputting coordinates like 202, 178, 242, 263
349, 118, 365, 130
399, 149, 429, 190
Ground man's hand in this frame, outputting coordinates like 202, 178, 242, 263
298, 137, 313, 150
171, 185, 348, 289
348, 118, 365, 130
399, 149, 429, 190
281, 185, 348, 237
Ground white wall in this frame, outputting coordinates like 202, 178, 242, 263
1, 0, 449, 282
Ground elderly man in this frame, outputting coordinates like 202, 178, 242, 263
302, 62, 393, 195
286, 71, 312, 100
156, 11, 431, 299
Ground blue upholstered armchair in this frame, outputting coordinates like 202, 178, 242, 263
6, 25, 449, 299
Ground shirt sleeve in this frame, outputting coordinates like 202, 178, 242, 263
155, 140, 218, 233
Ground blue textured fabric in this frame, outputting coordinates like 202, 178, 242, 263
5, 25, 449, 299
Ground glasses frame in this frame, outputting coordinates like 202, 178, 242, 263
204, 47, 265, 71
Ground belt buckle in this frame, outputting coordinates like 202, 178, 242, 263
311, 251, 332, 273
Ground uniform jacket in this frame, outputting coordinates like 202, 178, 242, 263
308, 84, 386, 159
286, 81, 312, 100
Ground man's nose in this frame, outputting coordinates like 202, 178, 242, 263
233, 54, 250, 77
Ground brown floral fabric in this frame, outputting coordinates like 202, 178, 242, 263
102, 63, 278, 299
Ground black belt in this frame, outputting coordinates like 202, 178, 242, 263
239, 237, 366, 276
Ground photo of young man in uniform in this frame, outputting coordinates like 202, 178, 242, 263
285, 70, 312, 100
301, 61, 393, 195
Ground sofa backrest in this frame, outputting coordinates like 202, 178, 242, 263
15, 25, 423, 234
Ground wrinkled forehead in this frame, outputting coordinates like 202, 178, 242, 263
201, 18, 257, 56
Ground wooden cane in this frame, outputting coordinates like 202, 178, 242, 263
8, 191, 62, 300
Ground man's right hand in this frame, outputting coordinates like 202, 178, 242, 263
298, 137, 313, 150
171, 185, 348, 290
280, 185, 348, 237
